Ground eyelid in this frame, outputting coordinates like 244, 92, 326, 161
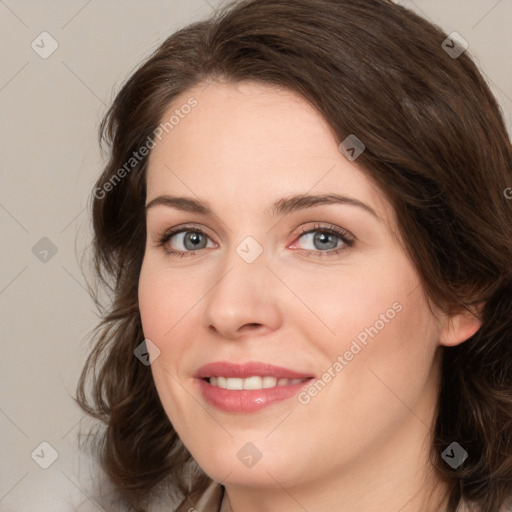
290, 223, 355, 252
154, 223, 217, 248
155, 222, 214, 238
295, 222, 353, 241
154, 221, 355, 257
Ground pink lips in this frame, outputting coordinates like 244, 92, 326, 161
194, 361, 314, 413
195, 361, 313, 380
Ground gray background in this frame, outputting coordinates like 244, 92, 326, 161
1, 1, 511, 510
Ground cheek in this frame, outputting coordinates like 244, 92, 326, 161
138, 257, 203, 347
138, 257, 208, 410
286, 263, 441, 470
316, 265, 441, 428
138, 262, 168, 344
289, 249, 441, 408
138, 260, 199, 429
277, 250, 423, 357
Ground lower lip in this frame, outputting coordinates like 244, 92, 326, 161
196, 378, 312, 413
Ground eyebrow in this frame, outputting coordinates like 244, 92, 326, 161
145, 193, 380, 220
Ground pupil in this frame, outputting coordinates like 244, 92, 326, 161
185, 232, 204, 250
315, 232, 336, 250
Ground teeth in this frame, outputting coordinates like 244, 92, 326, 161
262, 376, 277, 388
226, 378, 243, 390
208, 376, 306, 390
243, 376, 263, 390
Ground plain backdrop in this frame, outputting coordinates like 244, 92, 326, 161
1, 1, 511, 510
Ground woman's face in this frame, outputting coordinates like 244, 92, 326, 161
138, 81, 447, 495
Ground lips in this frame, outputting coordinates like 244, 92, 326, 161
194, 361, 314, 413
195, 361, 313, 380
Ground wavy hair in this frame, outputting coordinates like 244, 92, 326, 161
76, 0, 512, 510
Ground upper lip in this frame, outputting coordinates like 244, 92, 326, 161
195, 361, 314, 380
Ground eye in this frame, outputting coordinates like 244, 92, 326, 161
155, 225, 215, 257
291, 223, 354, 256
155, 222, 354, 258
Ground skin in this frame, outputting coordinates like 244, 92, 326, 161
138, 80, 481, 512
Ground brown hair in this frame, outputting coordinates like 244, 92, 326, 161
76, 0, 512, 510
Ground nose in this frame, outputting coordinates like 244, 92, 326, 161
202, 252, 282, 340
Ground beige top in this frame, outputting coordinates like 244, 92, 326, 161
199, 481, 512, 512
216, 491, 478, 512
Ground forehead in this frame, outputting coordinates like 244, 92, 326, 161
148, 80, 336, 171
146, 80, 394, 226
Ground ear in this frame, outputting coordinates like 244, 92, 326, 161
438, 303, 484, 347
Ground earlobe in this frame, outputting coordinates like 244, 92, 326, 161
439, 303, 484, 347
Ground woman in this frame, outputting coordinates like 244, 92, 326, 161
76, 0, 512, 511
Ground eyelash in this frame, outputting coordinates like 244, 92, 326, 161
155, 223, 355, 258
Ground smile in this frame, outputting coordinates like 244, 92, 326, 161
194, 361, 314, 412
207, 376, 307, 390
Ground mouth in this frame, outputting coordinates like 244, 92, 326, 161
194, 361, 314, 413
205, 375, 308, 390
